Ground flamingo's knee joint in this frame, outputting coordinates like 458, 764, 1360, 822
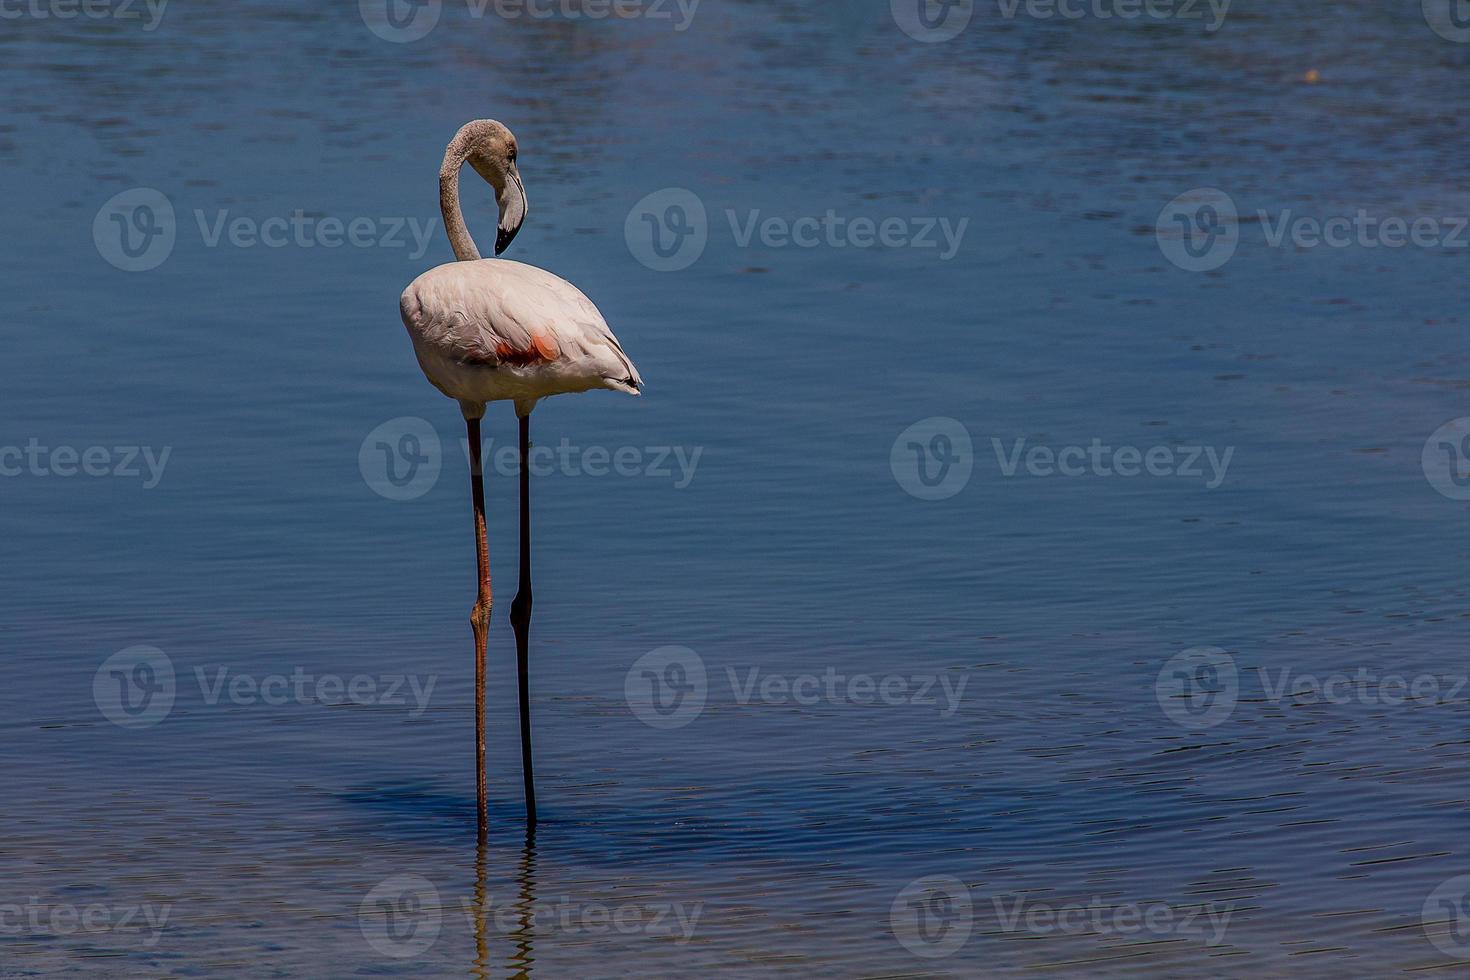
510, 591, 532, 631
470, 599, 493, 632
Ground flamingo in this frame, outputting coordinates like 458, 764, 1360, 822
399, 119, 643, 831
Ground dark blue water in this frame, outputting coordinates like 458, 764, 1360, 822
6, 1, 1470, 975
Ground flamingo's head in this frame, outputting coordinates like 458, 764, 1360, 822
455, 119, 527, 255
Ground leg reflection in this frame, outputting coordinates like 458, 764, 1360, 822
508, 825, 538, 979
471, 834, 489, 980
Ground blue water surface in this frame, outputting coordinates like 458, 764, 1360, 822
5, 1, 1470, 975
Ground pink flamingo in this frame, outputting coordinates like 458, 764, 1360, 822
399, 119, 643, 830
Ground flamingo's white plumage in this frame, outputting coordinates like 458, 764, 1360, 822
399, 119, 643, 831
401, 258, 642, 418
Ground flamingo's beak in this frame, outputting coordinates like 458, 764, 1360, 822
496, 164, 526, 255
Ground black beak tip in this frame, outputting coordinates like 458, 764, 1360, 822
495, 227, 519, 256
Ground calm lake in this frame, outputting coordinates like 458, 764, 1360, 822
6, 0, 1470, 975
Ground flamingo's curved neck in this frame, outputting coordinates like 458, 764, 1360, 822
440, 136, 481, 262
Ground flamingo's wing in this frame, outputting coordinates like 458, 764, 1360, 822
402, 260, 634, 380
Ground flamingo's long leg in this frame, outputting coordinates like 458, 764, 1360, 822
510, 413, 537, 825
467, 416, 492, 838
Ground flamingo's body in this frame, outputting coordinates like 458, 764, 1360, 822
401, 258, 641, 418
398, 118, 642, 831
